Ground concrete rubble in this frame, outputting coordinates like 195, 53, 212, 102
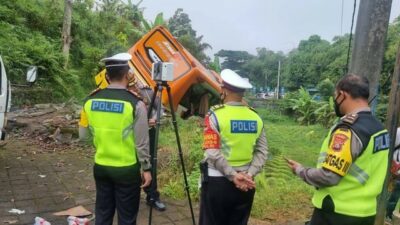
6, 101, 83, 150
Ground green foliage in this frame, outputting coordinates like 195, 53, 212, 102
287, 87, 319, 125
317, 78, 335, 100
381, 17, 400, 95
141, 12, 167, 33
0, 2, 83, 103
314, 97, 337, 128
1, 1, 213, 105
215, 50, 254, 75
242, 48, 285, 91
282, 87, 338, 127
376, 95, 389, 123
208, 55, 221, 73
283, 35, 331, 91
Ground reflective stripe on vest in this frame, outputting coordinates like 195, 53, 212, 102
312, 129, 389, 217
84, 98, 137, 167
212, 105, 263, 167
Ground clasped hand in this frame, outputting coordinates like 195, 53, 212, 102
233, 172, 255, 192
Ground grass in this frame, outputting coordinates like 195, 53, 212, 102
156, 107, 328, 222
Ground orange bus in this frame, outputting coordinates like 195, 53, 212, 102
95, 26, 221, 117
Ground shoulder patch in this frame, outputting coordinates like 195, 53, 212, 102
89, 88, 101, 96
126, 89, 143, 101
373, 132, 390, 154
247, 106, 258, 113
321, 128, 353, 176
210, 104, 224, 112
341, 113, 359, 125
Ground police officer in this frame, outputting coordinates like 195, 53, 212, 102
287, 74, 389, 225
79, 53, 152, 225
199, 69, 268, 225
130, 82, 167, 211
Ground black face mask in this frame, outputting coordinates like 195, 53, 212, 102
334, 93, 345, 117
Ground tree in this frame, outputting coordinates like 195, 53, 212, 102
209, 55, 221, 73
282, 35, 331, 91
62, 0, 73, 68
242, 48, 285, 91
168, 8, 212, 64
381, 16, 400, 95
215, 50, 254, 75
168, 8, 196, 37
317, 78, 335, 100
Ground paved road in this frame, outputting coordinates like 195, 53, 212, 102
0, 138, 202, 225
0, 138, 304, 225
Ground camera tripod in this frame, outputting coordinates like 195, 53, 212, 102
147, 81, 196, 225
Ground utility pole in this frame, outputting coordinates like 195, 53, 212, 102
348, 0, 392, 113
276, 60, 281, 99
375, 45, 400, 225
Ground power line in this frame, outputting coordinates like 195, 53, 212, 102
345, 0, 357, 73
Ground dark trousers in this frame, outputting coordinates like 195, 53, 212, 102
94, 164, 141, 225
144, 127, 160, 201
387, 179, 400, 218
199, 176, 255, 225
309, 208, 375, 225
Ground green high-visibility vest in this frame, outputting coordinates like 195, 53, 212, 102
212, 104, 263, 167
312, 113, 389, 217
84, 97, 137, 167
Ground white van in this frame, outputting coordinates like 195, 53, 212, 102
0, 56, 11, 140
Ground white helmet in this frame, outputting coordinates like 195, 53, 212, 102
220, 69, 252, 92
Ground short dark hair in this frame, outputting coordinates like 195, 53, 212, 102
105, 61, 129, 81
336, 74, 369, 99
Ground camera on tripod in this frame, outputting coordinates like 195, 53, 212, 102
151, 61, 174, 81
147, 61, 196, 225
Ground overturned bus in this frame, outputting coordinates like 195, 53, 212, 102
95, 26, 221, 118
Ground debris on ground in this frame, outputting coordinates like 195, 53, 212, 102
8, 208, 25, 214
34, 217, 51, 225
7, 100, 84, 151
54, 205, 92, 217
3, 220, 18, 224
67, 215, 92, 225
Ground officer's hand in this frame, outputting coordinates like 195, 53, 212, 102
233, 173, 255, 192
233, 173, 247, 191
241, 172, 256, 190
141, 171, 152, 188
287, 159, 301, 174
148, 119, 156, 127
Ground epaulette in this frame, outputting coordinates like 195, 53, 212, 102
127, 89, 143, 101
210, 104, 224, 112
341, 113, 359, 125
247, 106, 258, 113
89, 88, 101, 96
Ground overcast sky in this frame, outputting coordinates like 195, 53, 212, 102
140, 0, 400, 56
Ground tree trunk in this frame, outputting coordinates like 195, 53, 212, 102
62, 0, 73, 68
348, 0, 392, 113
375, 44, 400, 225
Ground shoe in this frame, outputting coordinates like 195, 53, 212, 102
147, 199, 166, 211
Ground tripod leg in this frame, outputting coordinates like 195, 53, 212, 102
148, 84, 163, 225
147, 85, 159, 119
166, 84, 197, 225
